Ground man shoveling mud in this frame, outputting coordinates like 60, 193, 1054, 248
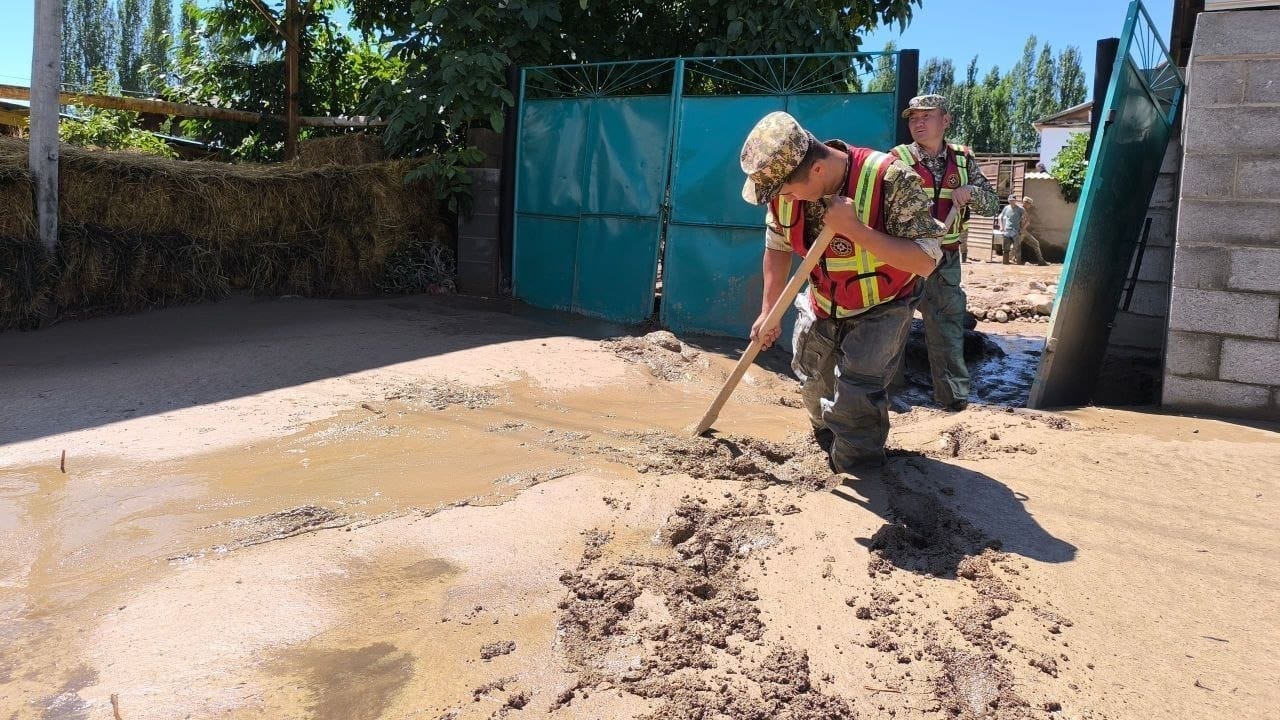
740, 111, 946, 476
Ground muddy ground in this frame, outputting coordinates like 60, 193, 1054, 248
1, 285, 1277, 720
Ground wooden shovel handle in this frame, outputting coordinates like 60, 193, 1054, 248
690, 226, 836, 436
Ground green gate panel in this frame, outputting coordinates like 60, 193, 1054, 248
514, 93, 671, 324
513, 215, 578, 311
1029, 0, 1183, 408
789, 93, 898, 151
574, 216, 663, 322
584, 97, 671, 216
515, 99, 589, 217
662, 93, 897, 339
668, 96, 784, 228
662, 224, 766, 338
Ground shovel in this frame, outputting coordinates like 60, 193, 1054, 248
689, 206, 957, 437
688, 224, 836, 437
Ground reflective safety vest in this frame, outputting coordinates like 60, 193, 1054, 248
892, 142, 971, 250
770, 147, 919, 319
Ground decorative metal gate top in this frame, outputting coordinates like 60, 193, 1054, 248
512, 52, 900, 332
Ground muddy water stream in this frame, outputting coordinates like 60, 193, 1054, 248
0, 362, 807, 717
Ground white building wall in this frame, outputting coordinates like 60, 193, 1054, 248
1039, 127, 1089, 170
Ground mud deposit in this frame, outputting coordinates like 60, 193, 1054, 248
4, 293, 1277, 720
554, 498, 857, 720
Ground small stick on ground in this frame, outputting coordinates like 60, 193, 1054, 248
865, 686, 904, 694
60, 449, 66, 473
110, 693, 123, 719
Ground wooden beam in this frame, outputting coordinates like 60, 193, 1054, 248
243, 0, 284, 39
0, 108, 27, 127
30, 0, 61, 253
0, 84, 386, 128
284, 0, 300, 161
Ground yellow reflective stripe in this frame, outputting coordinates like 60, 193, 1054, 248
854, 156, 879, 224
893, 145, 913, 165
777, 196, 796, 226
825, 257, 864, 272
937, 188, 953, 199
860, 248, 880, 306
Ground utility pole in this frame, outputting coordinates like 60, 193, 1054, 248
31, 0, 63, 252
284, 0, 300, 161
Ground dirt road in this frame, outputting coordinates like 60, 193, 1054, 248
1, 292, 1276, 720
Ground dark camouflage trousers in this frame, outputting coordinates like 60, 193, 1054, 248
791, 286, 921, 473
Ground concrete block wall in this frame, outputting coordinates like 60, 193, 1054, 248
456, 168, 502, 296
1162, 9, 1280, 420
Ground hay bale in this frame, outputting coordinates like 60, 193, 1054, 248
0, 137, 452, 330
293, 134, 386, 167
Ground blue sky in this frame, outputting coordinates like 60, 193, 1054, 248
2, 0, 1174, 90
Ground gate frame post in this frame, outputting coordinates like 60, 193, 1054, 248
895, 49, 920, 146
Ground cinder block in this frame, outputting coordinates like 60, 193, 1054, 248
1245, 60, 1280, 104
1162, 375, 1272, 415
1220, 338, 1280, 385
1228, 247, 1280, 293
1168, 288, 1280, 338
470, 189, 501, 214
1137, 245, 1173, 283
456, 260, 498, 297
1189, 60, 1246, 104
1178, 154, 1236, 199
459, 211, 499, 240
1176, 199, 1280, 247
465, 168, 501, 192
1164, 331, 1222, 378
1149, 174, 1178, 209
1110, 311, 1165, 350
457, 234, 498, 264
1171, 246, 1230, 290
1184, 105, 1280, 155
1193, 9, 1280, 59
1161, 138, 1183, 175
1144, 210, 1176, 248
1124, 280, 1170, 317
1235, 158, 1280, 200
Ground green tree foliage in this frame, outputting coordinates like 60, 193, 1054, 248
170, 0, 402, 161
117, 0, 146, 92
352, 0, 922, 159
59, 74, 176, 157
1056, 45, 1088, 108
919, 57, 954, 96
1007, 36, 1039, 153
1050, 131, 1089, 202
928, 36, 1087, 154
141, 0, 174, 92
63, 0, 119, 90
867, 41, 899, 93
1029, 43, 1058, 142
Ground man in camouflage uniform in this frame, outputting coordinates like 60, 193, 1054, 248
892, 94, 999, 411
740, 111, 945, 475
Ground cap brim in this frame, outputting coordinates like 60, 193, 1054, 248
742, 177, 778, 206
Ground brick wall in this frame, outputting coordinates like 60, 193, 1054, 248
1162, 9, 1280, 420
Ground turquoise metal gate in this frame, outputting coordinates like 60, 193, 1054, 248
512, 53, 899, 333
1029, 0, 1184, 407
661, 54, 898, 338
513, 61, 678, 324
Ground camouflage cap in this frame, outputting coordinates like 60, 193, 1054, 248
1022, 195, 1035, 204
901, 93, 949, 118
739, 111, 814, 206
